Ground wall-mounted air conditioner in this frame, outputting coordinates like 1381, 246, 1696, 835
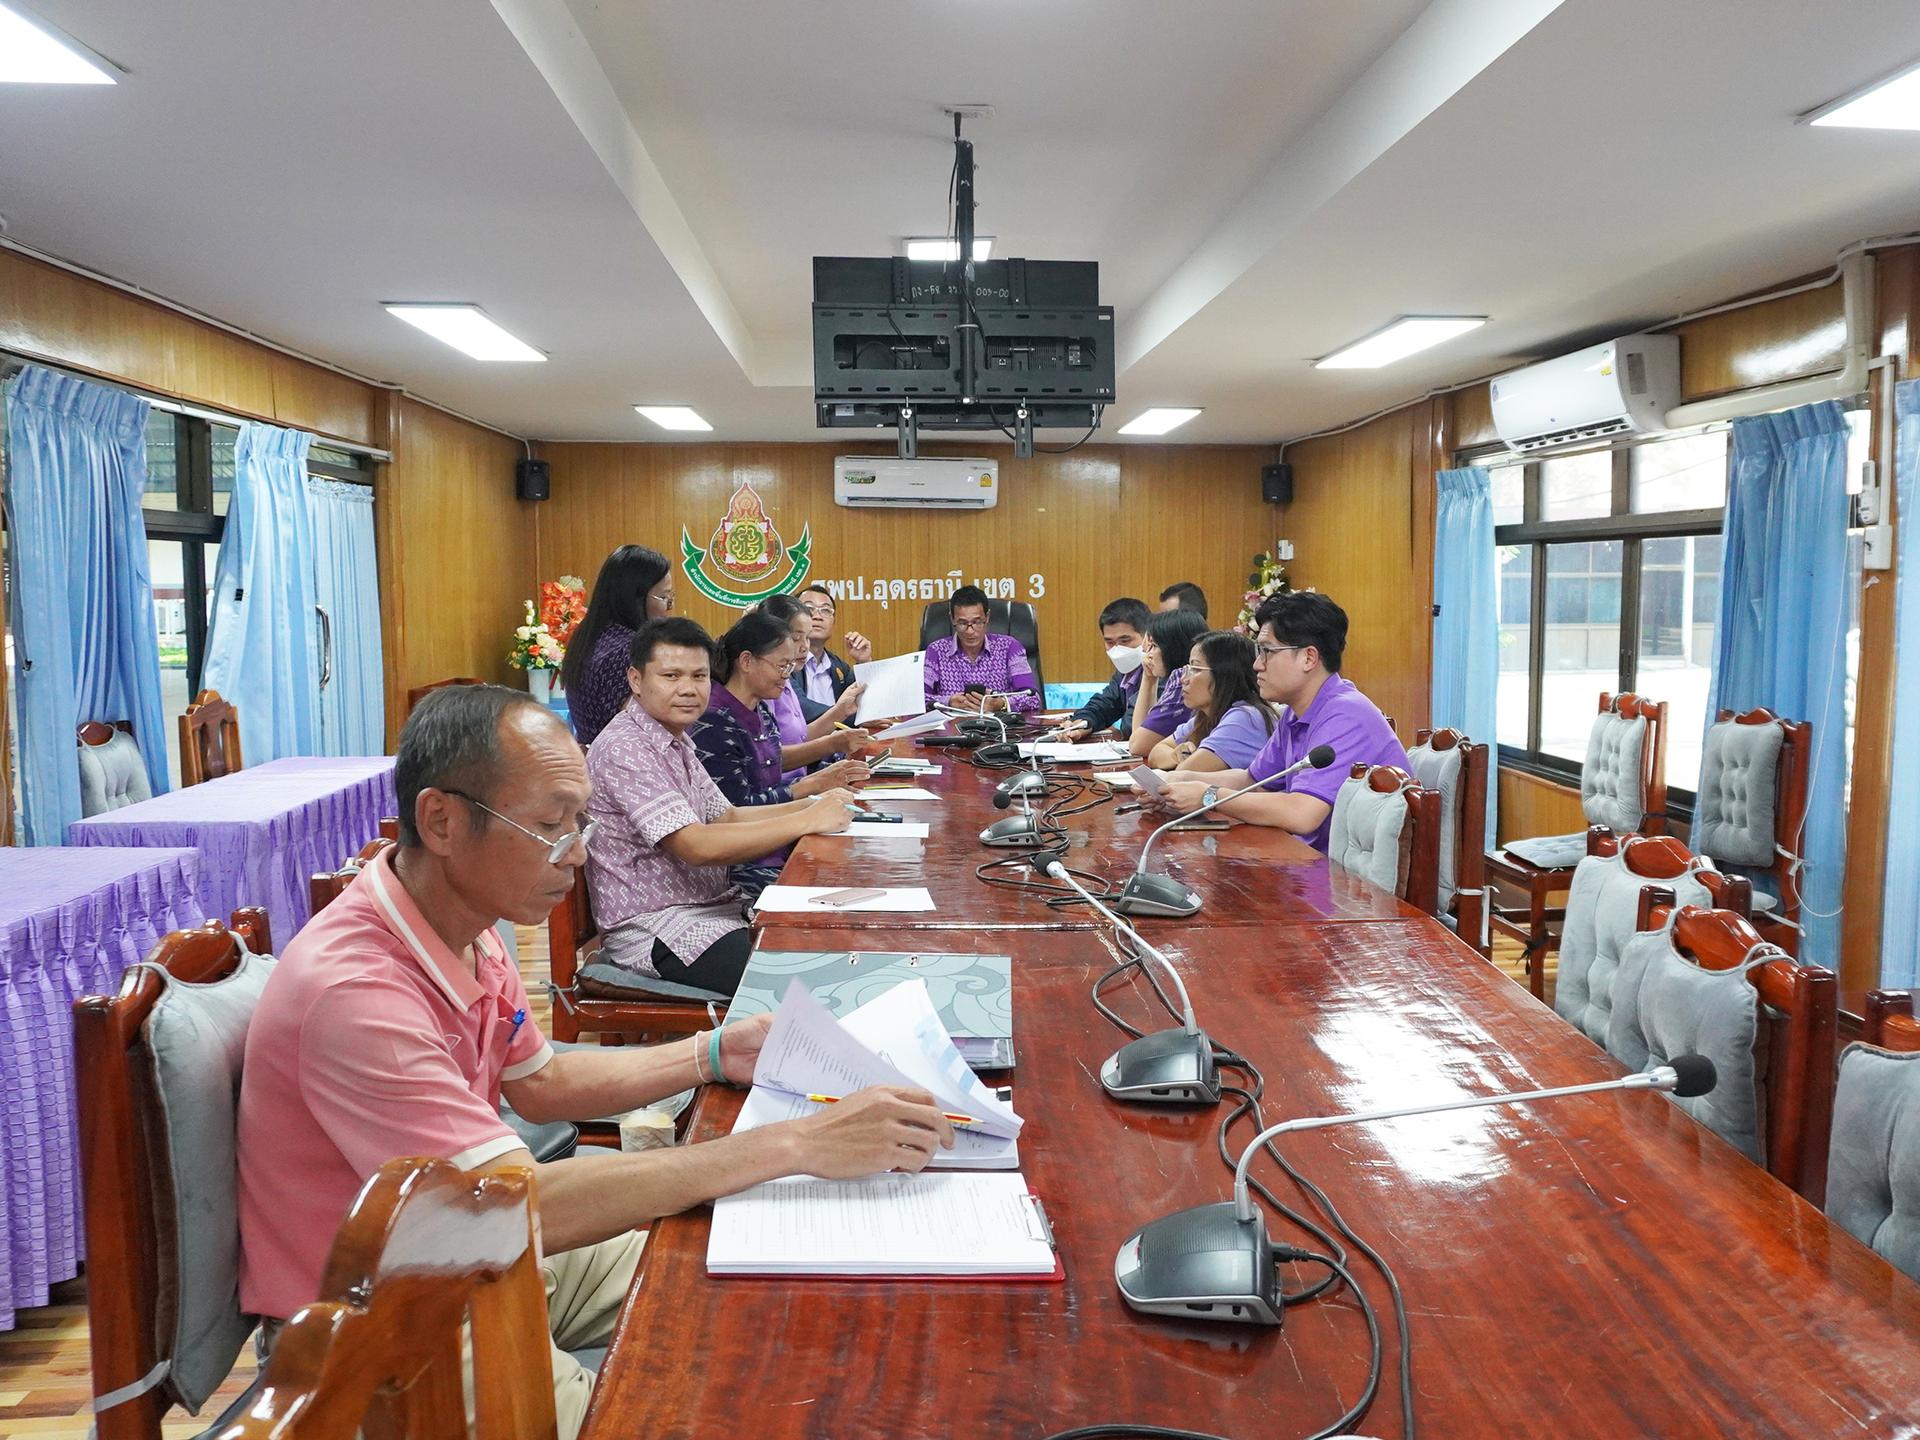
1490, 335, 1680, 454
832, 456, 1000, 509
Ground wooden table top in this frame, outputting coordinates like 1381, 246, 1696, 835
584, 921, 1920, 1439
757, 739, 1420, 931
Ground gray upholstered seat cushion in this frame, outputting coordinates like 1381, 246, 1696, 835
1826, 1044, 1920, 1282
1405, 742, 1462, 909
78, 728, 153, 816
1555, 853, 1711, 1046
575, 961, 731, 1005
1329, 775, 1411, 896
138, 949, 277, 1411
1502, 831, 1587, 870
1581, 710, 1649, 834
1604, 922, 1769, 1165
1696, 719, 1784, 868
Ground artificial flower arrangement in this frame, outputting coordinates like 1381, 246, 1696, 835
539, 575, 587, 648
1236, 552, 1291, 636
508, 601, 565, 672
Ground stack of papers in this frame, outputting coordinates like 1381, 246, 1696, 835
853, 652, 929, 725
870, 711, 950, 741
753, 886, 936, 913
852, 785, 942, 801
870, 756, 941, 777
1018, 741, 1131, 764
837, 816, 933, 840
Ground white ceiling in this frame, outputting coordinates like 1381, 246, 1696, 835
3, 0, 1920, 446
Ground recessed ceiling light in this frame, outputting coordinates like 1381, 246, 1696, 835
1314, 316, 1485, 370
0, 2, 115, 84
634, 406, 713, 432
1117, 408, 1203, 436
383, 304, 544, 362
1805, 58, 1920, 130
905, 237, 995, 262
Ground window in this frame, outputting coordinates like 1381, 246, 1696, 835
142, 412, 226, 785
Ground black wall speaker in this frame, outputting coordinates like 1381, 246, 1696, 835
1261, 461, 1293, 505
516, 457, 551, 503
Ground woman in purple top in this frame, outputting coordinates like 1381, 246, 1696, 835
562, 545, 677, 747
754, 594, 872, 782
693, 612, 868, 897
1127, 608, 1209, 757
1149, 630, 1276, 773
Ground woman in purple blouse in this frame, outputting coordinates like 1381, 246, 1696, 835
753, 594, 871, 782
693, 612, 869, 897
1126, 607, 1209, 758
563, 545, 677, 747
1149, 630, 1276, 773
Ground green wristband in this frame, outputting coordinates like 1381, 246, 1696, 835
707, 1026, 726, 1086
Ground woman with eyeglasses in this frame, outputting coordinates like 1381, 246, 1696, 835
1145, 630, 1276, 772
1126, 608, 1210, 759
754, 593, 874, 780
693, 611, 870, 896
564, 545, 679, 748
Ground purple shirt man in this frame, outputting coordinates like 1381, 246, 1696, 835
1246, 675, 1408, 851
923, 632, 1042, 714
802, 651, 839, 707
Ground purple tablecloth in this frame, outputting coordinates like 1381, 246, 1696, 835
0, 846, 203, 1329
67, 756, 397, 948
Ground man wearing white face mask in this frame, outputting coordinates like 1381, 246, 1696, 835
1057, 597, 1151, 739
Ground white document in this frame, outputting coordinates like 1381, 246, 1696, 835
753, 885, 937, 913
1130, 765, 1170, 796
1093, 771, 1137, 789
854, 652, 928, 724
1019, 741, 1131, 764
834, 818, 934, 840
871, 757, 940, 776
707, 1172, 1055, 1275
850, 785, 941, 801
730, 1084, 1017, 1169
870, 711, 950, 741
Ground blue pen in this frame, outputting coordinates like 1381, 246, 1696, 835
507, 1007, 527, 1044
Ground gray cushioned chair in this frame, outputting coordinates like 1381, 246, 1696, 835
1694, 708, 1811, 956
1555, 844, 1714, 1047
1826, 1042, 1920, 1282
78, 721, 153, 816
1328, 764, 1442, 915
1407, 729, 1489, 949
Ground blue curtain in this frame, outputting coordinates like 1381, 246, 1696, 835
1431, 465, 1499, 843
307, 477, 385, 756
202, 422, 319, 762
1880, 381, 1920, 987
3, 367, 170, 845
1703, 401, 1854, 968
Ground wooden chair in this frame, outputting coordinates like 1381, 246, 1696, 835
1864, 990, 1920, 1052
406, 677, 486, 714
548, 874, 720, 1043
209, 1157, 556, 1440
1635, 898, 1837, 1203
1328, 763, 1444, 918
1410, 728, 1490, 953
1698, 707, 1812, 956
74, 914, 272, 1440
179, 691, 244, 786
309, 838, 396, 916
1485, 691, 1670, 991
1587, 828, 1754, 930
78, 719, 153, 816
379, 815, 400, 842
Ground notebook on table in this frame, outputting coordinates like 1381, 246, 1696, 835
728, 948, 1015, 1071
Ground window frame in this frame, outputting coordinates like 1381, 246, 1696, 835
1474, 433, 1729, 822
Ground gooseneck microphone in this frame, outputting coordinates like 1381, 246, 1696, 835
1027, 850, 1220, 1105
1113, 742, 1339, 919
1114, 1055, 1718, 1324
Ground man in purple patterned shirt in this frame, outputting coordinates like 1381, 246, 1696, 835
922, 585, 1041, 715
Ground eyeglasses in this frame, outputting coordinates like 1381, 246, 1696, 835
442, 789, 595, 864
800, 603, 833, 618
953, 616, 989, 632
1254, 643, 1304, 661
1185, 663, 1212, 676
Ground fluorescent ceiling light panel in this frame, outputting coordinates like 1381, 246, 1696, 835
383, 304, 544, 362
0, 3, 115, 84
634, 406, 713, 432
905, 237, 994, 262
1314, 316, 1485, 370
1805, 58, 1920, 129
1117, 408, 1203, 436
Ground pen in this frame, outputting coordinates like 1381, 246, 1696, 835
507, 1007, 527, 1044
802, 1093, 984, 1128
1115, 803, 1143, 816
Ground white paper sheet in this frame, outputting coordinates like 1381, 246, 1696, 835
1130, 765, 1170, 795
1093, 771, 1138, 788
731, 1081, 1017, 1169
753, 885, 937, 912
834, 819, 934, 840
870, 711, 950, 741
851, 785, 942, 801
853, 652, 928, 724
1018, 741, 1131, 763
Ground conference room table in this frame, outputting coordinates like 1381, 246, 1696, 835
582, 735, 1920, 1439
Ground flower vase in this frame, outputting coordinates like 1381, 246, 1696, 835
527, 668, 555, 706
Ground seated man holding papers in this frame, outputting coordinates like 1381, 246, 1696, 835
791, 582, 870, 711
923, 584, 1042, 715
586, 617, 863, 991
1156, 592, 1407, 850
237, 682, 954, 1440
1055, 596, 1150, 739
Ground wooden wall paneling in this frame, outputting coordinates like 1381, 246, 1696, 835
1497, 769, 1586, 847
1451, 382, 1497, 450
1672, 276, 1847, 401
532, 440, 1277, 684
375, 397, 538, 745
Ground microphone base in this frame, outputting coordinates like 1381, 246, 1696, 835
1100, 1028, 1220, 1105
980, 815, 1051, 848
1115, 1202, 1281, 1325
1111, 871, 1203, 919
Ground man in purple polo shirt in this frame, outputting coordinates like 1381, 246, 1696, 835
1157, 591, 1407, 851
923, 584, 1042, 715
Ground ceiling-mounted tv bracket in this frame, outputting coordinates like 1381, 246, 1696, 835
897, 405, 918, 459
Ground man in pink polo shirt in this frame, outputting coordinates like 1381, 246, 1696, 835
236, 684, 952, 1437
